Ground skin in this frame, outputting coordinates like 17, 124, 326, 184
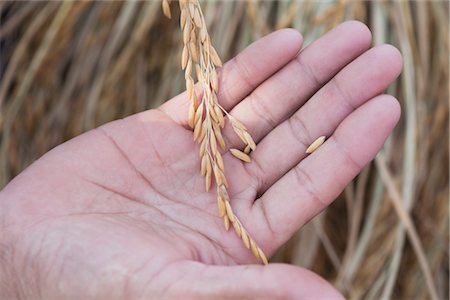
0, 21, 402, 299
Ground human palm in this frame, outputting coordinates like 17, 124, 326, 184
1, 22, 402, 299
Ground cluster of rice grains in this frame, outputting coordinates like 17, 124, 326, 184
162, 0, 268, 264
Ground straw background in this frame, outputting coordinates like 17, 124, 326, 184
0, 1, 448, 299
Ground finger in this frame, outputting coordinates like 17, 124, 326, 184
252, 95, 401, 252
247, 44, 403, 191
159, 28, 303, 125
157, 261, 344, 299
222, 21, 372, 149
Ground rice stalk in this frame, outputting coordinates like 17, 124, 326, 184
162, 0, 267, 265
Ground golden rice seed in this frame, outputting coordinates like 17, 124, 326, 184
243, 131, 256, 151
198, 121, 207, 142
218, 185, 227, 200
210, 132, 218, 155
234, 128, 248, 146
201, 49, 209, 66
188, 101, 195, 128
185, 59, 192, 79
192, 90, 199, 108
211, 70, 219, 92
232, 219, 242, 237
221, 172, 229, 188
230, 148, 251, 163
189, 41, 198, 62
194, 101, 203, 124
305, 135, 326, 154
258, 248, 268, 265
213, 164, 221, 186
199, 139, 207, 157
224, 200, 233, 219
217, 195, 226, 217
215, 130, 226, 150
181, 45, 188, 70
241, 230, 250, 249
195, 63, 202, 79
244, 145, 251, 154
209, 106, 219, 123
213, 106, 224, 128
200, 155, 207, 176
210, 46, 222, 67
230, 116, 247, 130
180, 9, 186, 29
200, 26, 207, 42
216, 152, 225, 171
193, 8, 202, 28
250, 239, 260, 260
224, 216, 230, 231
183, 22, 190, 44
205, 171, 212, 191
193, 118, 202, 141
186, 76, 194, 99
205, 155, 212, 176
203, 35, 211, 51
162, 0, 171, 19
188, 2, 195, 15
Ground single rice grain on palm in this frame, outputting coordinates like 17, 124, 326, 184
162, 0, 267, 265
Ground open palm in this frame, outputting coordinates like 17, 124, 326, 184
1, 21, 402, 299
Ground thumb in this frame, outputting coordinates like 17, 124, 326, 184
154, 261, 344, 299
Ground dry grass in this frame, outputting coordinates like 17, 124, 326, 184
0, 1, 448, 299
163, 0, 267, 264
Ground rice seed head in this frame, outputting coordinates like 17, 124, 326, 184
306, 135, 326, 154
173, 0, 268, 265
230, 148, 251, 163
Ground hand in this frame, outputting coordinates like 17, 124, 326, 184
0, 21, 402, 299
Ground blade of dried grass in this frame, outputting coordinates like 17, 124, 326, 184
375, 154, 439, 300
0, 1, 41, 39
0, 2, 71, 186
84, 1, 139, 129
382, 3, 418, 298
336, 165, 370, 289
312, 215, 341, 271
